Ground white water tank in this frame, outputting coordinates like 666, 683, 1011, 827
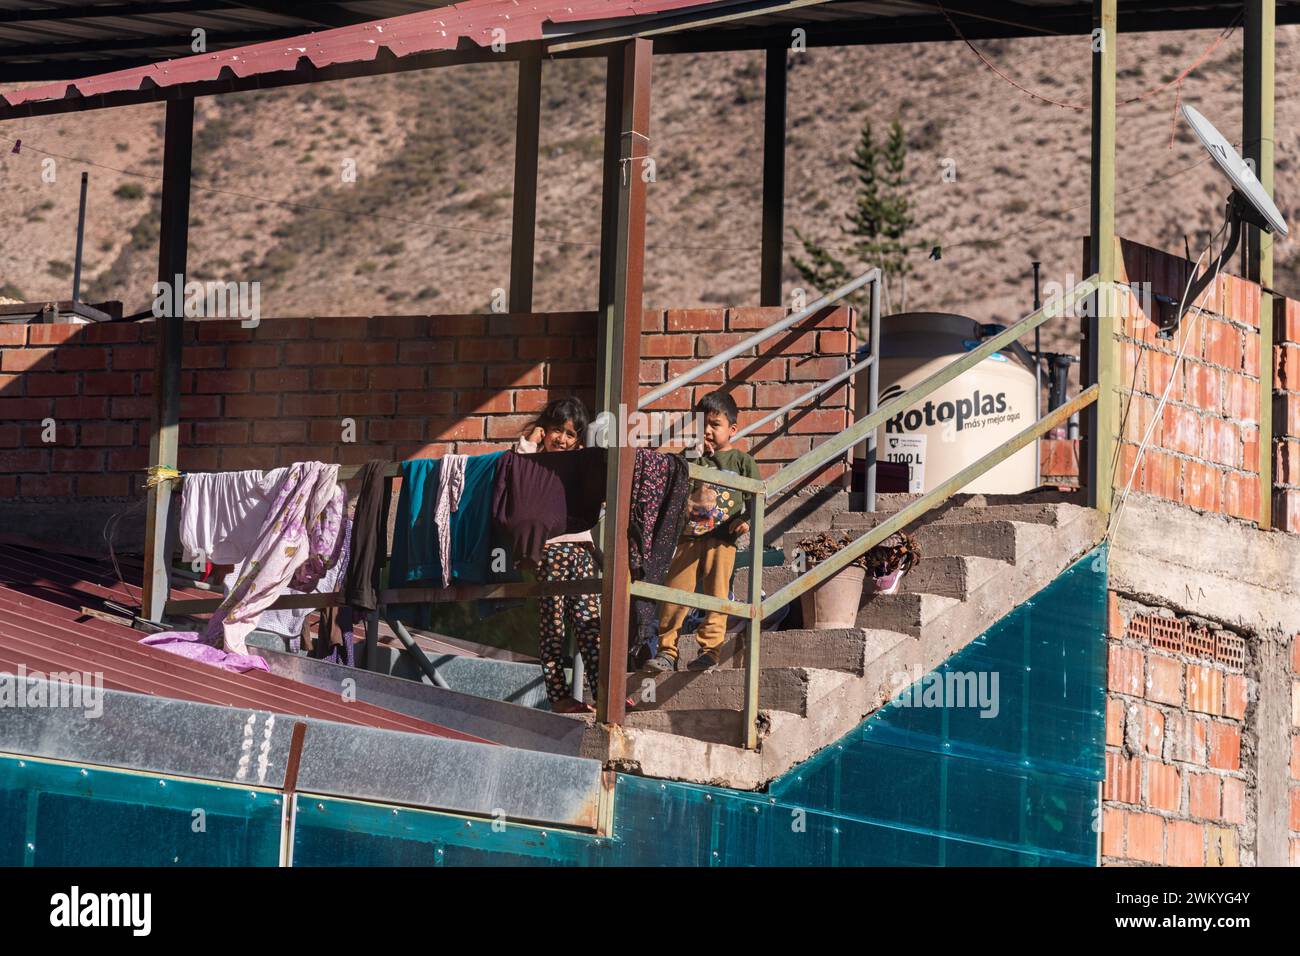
854, 312, 1038, 495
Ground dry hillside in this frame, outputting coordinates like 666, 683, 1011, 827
1, 25, 1298, 365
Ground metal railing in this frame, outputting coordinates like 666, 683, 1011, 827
630, 273, 1104, 749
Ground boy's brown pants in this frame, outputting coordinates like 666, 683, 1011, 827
657, 536, 736, 660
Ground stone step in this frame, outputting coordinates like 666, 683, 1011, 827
897, 554, 1005, 599
624, 665, 811, 715
855, 590, 960, 637
623, 708, 745, 746
831, 500, 1066, 531
781, 518, 1029, 564
668, 626, 908, 676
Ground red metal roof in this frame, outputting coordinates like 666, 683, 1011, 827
0, 0, 732, 110
0, 542, 489, 743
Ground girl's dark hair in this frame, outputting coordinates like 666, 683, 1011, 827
533, 397, 590, 443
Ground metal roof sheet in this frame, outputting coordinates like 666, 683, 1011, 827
0, 542, 491, 743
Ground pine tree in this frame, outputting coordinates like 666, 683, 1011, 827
791, 116, 924, 318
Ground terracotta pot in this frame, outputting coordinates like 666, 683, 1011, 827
799, 563, 866, 629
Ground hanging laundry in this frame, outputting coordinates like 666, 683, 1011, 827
256, 513, 352, 643
342, 459, 388, 613
490, 447, 607, 566
190, 461, 344, 655
178, 466, 290, 566
139, 631, 271, 674
390, 451, 505, 587
626, 449, 690, 665
305, 604, 356, 667
433, 453, 468, 587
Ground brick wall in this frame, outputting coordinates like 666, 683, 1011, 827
1112, 238, 1266, 522
0, 305, 854, 505
641, 305, 855, 483
1102, 592, 1251, 866
1273, 298, 1300, 531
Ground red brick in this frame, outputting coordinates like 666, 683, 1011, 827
53, 397, 107, 419
517, 337, 570, 361
485, 415, 536, 440
78, 473, 131, 497
543, 313, 591, 336
455, 390, 512, 415
400, 442, 452, 460
1146, 654, 1182, 705
180, 345, 226, 368
369, 315, 429, 338
1292, 634, 1300, 675
0, 476, 15, 496
788, 408, 849, 434
667, 358, 723, 384
1293, 788, 1300, 832
340, 341, 398, 365
512, 390, 550, 414
1147, 759, 1181, 812
1141, 705, 1165, 757
19, 473, 72, 496
366, 419, 430, 442
194, 421, 249, 445
1184, 361, 1220, 410
1223, 373, 1259, 424
639, 360, 665, 386
225, 344, 280, 368
338, 392, 396, 416
1290, 734, 1300, 778
396, 392, 455, 416
818, 330, 853, 354
1109, 643, 1144, 696
428, 418, 484, 442
179, 395, 222, 419
284, 342, 342, 366
1106, 698, 1125, 746
310, 316, 368, 339
1221, 777, 1245, 824
195, 321, 254, 342
0, 325, 26, 346
1205, 319, 1243, 370
26, 324, 84, 345
1222, 471, 1260, 523
176, 447, 220, 471
368, 366, 425, 390
53, 347, 108, 371
1166, 820, 1206, 867
1182, 460, 1222, 513
665, 309, 725, 331
1207, 723, 1241, 771
312, 367, 368, 391
1, 347, 55, 371
1222, 674, 1247, 720
1161, 404, 1201, 456
1142, 450, 1179, 499
642, 334, 694, 358
107, 345, 152, 370
281, 393, 338, 417
459, 338, 515, 363
224, 394, 279, 418
0, 448, 51, 472
252, 420, 307, 444
51, 449, 105, 472
1277, 343, 1300, 389
1241, 425, 1260, 472
439, 364, 487, 388
23, 374, 79, 397
1146, 350, 1181, 399
1189, 772, 1220, 820
107, 448, 148, 472
760, 329, 817, 356
788, 356, 850, 382
487, 314, 548, 336
487, 363, 546, 388
80, 322, 142, 344
1102, 808, 1124, 858
220, 446, 278, 470
547, 363, 591, 388
254, 368, 309, 392
1104, 750, 1140, 803
79, 423, 134, 446
1126, 812, 1165, 864
1186, 664, 1223, 716
727, 355, 786, 381
728, 306, 786, 330
641, 310, 664, 333
309, 420, 347, 443
193, 370, 250, 393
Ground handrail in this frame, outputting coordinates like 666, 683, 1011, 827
764, 274, 1101, 497
760, 384, 1100, 618
637, 267, 881, 410
734, 350, 874, 441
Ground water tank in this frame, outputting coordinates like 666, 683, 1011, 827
853, 312, 1037, 495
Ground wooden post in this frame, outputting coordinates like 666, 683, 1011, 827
1244, 0, 1276, 529
140, 97, 194, 622
509, 44, 542, 313
597, 49, 626, 417
596, 38, 653, 726
1084, 0, 1118, 516
760, 45, 787, 307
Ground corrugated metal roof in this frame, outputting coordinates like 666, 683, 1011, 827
0, 542, 491, 743
0, 0, 743, 109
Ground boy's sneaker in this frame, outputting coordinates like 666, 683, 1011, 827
687, 649, 720, 671
645, 654, 677, 673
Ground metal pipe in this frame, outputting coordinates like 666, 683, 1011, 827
741, 492, 765, 750
387, 616, 451, 689
1032, 260, 1042, 488
866, 277, 880, 513
72, 171, 88, 304
735, 352, 874, 440
637, 267, 880, 410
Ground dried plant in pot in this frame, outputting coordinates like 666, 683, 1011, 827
794, 530, 922, 629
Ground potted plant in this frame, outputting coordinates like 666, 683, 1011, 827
795, 530, 921, 628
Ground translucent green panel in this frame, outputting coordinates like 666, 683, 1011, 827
0, 756, 282, 866
292, 796, 608, 867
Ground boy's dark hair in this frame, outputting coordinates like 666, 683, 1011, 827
696, 390, 740, 426
533, 396, 590, 443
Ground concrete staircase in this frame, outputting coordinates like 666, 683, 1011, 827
580, 489, 1104, 789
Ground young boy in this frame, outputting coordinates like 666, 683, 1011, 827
649, 390, 761, 672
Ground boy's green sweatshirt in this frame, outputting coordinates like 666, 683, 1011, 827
689, 447, 761, 543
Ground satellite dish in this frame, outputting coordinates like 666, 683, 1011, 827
1152, 105, 1288, 337
1182, 104, 1287, 237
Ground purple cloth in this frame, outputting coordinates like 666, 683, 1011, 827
140, 631, 270, 674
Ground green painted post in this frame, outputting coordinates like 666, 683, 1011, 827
1244, 0, 1276, 529
742, 493, 765, 750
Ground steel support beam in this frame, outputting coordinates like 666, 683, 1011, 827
1244, 0, 1276, 529
1084, 0, 1118, 516
596, 38, 652, 726
597, 49, 627, 416
760, 44, 787, 307
509, 44, 542, 313
140, 97, 193, 622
